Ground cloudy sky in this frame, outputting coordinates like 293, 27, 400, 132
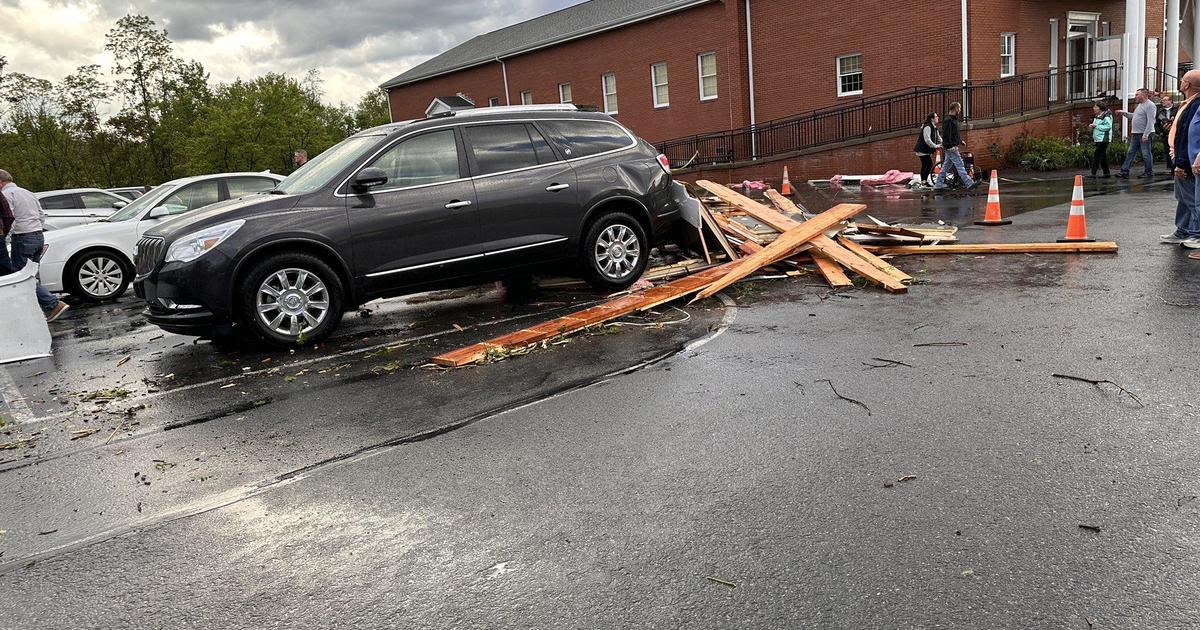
0, 0, 581, 105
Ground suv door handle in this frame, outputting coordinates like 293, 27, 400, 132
545, 184, 570, 192
444, 200, 472, 209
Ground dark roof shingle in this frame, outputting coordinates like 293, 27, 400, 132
381, 0, 715, 88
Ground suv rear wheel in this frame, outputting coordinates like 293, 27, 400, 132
66, 249, 130, 301
580, 211, 648, 291
238, 252, 344, 347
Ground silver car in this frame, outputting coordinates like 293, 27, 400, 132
35, 188, 130, 230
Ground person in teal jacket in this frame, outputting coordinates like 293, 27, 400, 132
1089, 102, 1114, 177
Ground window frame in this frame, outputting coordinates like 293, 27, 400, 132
520, 90, 533, 105
558, 82, 572, 104
651, 62, 669, 108
1000, 32, 1016, 78
488, 97, 500, 107
602, 73, 618, 115
836, 53, 864, 97
697, 52, 718, 101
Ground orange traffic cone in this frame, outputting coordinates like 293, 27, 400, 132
1059, 175, 1094, 242
974, 170, 1012, 226
781, 166, 793, 196
933, 149, 943, 175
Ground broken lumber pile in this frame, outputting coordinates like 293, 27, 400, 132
431, 181, 1119, 367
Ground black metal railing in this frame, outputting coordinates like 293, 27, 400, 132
657, 60, 1118, 168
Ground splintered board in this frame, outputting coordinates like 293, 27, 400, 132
431, 262, 737, 367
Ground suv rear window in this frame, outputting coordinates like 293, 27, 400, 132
464, 124, 541, 175
538, 120, 633, 159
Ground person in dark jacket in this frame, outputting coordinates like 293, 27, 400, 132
1088, 102, 1114, 177
914, 113, 942, 186
0, 187, 12, 274
933, 102, 977, 191
1164, 70, 1200, 245
1156, 94, 1177, 160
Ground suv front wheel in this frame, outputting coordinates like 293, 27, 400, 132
580, 211, 648, 291
238, 252, 344, 347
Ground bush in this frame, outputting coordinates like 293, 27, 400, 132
1004, 130, 1165, 172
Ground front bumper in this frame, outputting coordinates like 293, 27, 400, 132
135, 253, 236, 336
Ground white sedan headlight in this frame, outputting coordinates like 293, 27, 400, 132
165, 220, 245, 264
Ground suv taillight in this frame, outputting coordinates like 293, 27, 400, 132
655, 154, 671, 175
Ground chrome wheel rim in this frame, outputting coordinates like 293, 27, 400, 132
594, 224, 641, 280
256, 268, 329, 338
78, 255, 124, 298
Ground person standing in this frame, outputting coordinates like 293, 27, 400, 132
1166, 71, 1200, 247
0, 187, 13, 274
1156, 94, 1177, 158
933, 102, 977, 191
913, 113, 942, 186
1117, 88, 1157, 178
1089, 102, 1114, 178
0, 169, 69, 321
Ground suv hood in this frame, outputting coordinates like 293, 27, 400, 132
145, 193, 300, 240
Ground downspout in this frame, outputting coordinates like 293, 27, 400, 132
745, 0, 757, 160
961, 0, 969, 117
495, 56, 511, 105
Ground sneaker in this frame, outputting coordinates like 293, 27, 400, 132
1115, 172, 1129, 179
44, 301, 70, 322
1188, 251, 1200, 260
1183, 238, 1200, 249
1161, 233, 1189, 244
965, 181, 980, 191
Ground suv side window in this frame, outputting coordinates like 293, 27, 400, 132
464, 124, 541, 175
39, 194, 78, 210
226, 177, 278, 198
537, 120, 633, 159
80, 192, 119, 209
159, 180, 221, 215
527, 124, 558, 164
368, 129, 460, 189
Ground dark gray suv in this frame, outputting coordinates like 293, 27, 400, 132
134, 105, 687, 346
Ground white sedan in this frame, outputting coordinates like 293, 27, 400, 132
41, 172, 284, 301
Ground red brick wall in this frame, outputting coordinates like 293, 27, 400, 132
675, 107, 1088, 185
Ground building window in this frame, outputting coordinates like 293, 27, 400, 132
698, 52, 717, 100
489, 97, 499, 107
651, 63, 669, 108
1000, 33, 1016, 77
602, 73, 618, 114
559, 82, 572, 103
520, 91, 533, 105
836, 54, 863, 96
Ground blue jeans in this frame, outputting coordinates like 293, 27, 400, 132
1120, 134, 1154, 176
9, 231, 59, 312
933, 147, 974, 189
1173, 175, 1199, 238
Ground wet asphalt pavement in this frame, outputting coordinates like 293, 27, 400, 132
2, 174, 1198, 628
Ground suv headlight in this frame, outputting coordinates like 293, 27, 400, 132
165, 220, 245, 264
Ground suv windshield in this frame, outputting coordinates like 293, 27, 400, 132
274, 135, 384, 195
105, 184, 178, 222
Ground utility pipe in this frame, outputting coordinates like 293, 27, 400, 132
745, 0, 757, 159
495, 56, 511, 105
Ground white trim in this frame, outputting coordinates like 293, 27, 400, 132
698, 51, 718, 101
1000, 32, 1016, 78
651, 62, 669, 108
961, 0, 969, 84
496, 57, 511, 105
520, 90, 533, 105
366, 238, 568, 278
558, 82, 572, 103
602, 72, 618, 114
335, 117, 637, 198
836, 53, 863, 97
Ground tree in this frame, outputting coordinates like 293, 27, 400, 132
351, 89, 391, 132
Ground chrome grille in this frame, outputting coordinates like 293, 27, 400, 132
134, 237, 165, 276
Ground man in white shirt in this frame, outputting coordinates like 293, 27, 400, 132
1118, 88, 1158, 178
1, 169, 69, 321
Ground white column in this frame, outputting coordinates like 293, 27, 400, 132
1165, 0, 1180, 84
1126, 0, 1145, 95
1194, 0, 1200, 64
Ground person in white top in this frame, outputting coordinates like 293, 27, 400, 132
0, 169, 69, 321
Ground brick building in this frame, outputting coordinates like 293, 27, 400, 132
383, 0, 1185, 149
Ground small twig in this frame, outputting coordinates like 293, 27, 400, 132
704, 576, 736, 588
913, 342, 968, 347
1160, 296, 1200, 308
863, 357, 913, 370
815, 379, 872, 416
913, 322, 932, 332
1078, 524, 1102, 533
1052, 373, 1144, 407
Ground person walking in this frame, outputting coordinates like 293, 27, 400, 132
1117, 88, 1157, 178
1164, 71, 1200, 247
1089, 102, 1114, 178
0, 169, 69, 321
1157, 94, 1177, 158
933, 102, 976, 191
913, 113, 942, 186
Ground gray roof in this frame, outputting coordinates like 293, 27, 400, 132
381, 0, 714, 89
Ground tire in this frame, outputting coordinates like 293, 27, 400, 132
65, 249, 131, 302
579, 211, 649, 291
237, 252, 344, 348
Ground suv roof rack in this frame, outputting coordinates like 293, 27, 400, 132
427, 104, 580, 120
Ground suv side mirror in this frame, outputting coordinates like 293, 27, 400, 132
112, 201, 128, 209
147, 206, 169, 219
352, 167, 389, 190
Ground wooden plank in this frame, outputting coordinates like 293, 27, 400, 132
809, 250, 853, 287
866, 242, 1119, 255
693, 203, 865, 301
431, 262, 737, 367
698, 202, 738, 260
808, 235, 909, 293
764, 188, 809, 221
711, 212, 773, 246
853, 223, 930, 240
697, 180, 807, 233
835, 235, 913, 284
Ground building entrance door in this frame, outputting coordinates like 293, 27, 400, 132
1067, 20, 1095, 99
